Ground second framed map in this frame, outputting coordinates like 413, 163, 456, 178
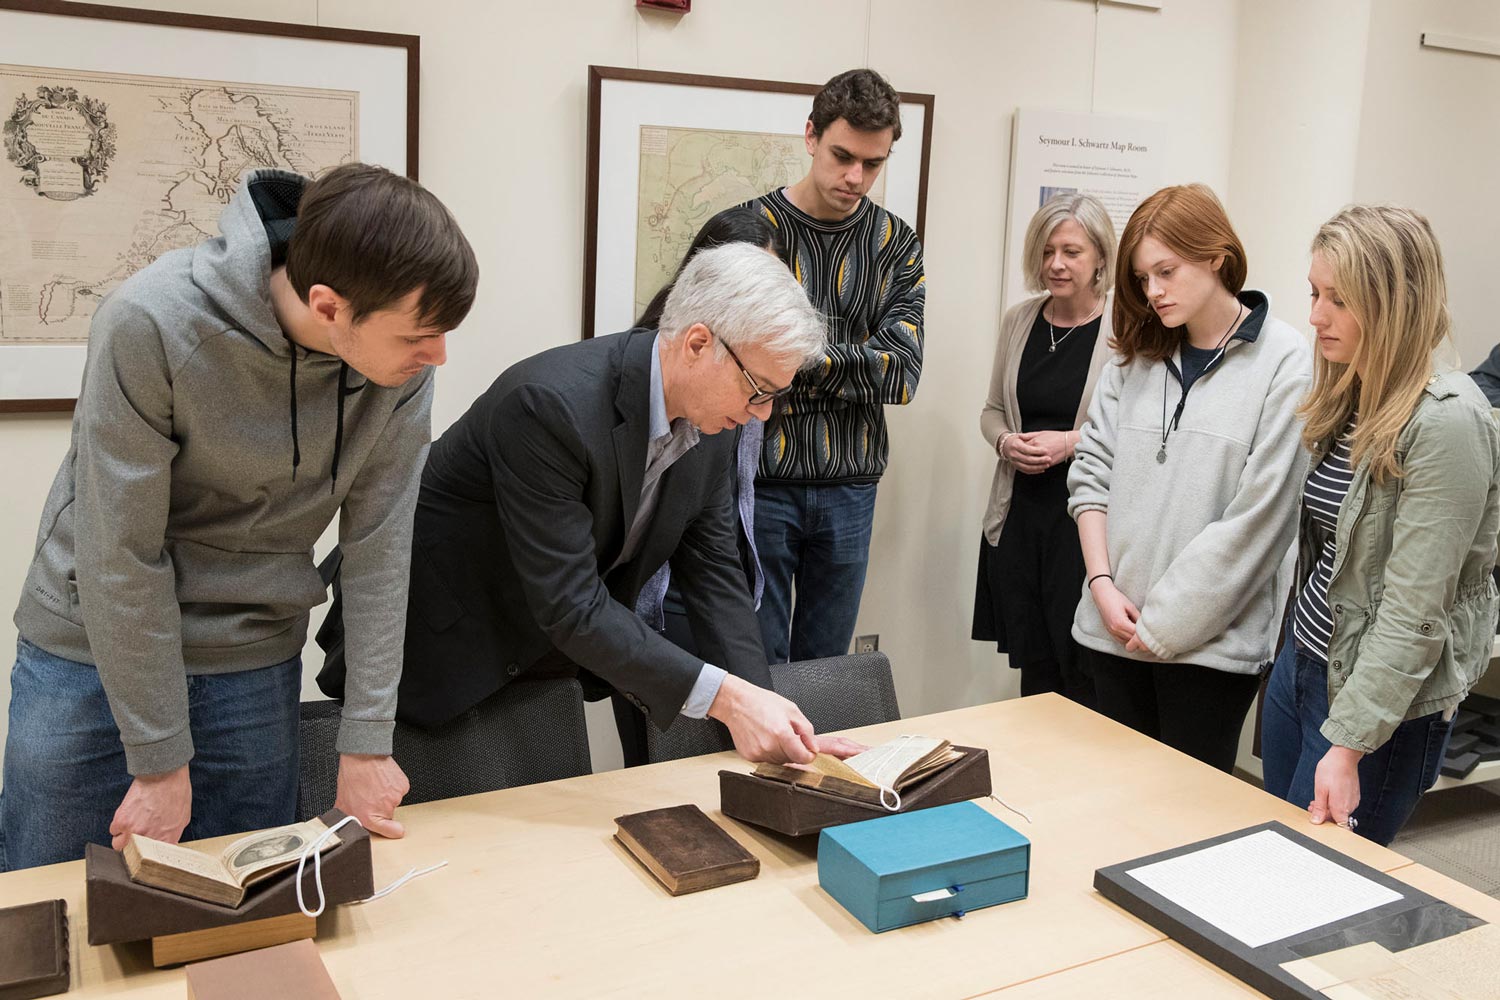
583, 66, 933, 339
0, 0, 418, 412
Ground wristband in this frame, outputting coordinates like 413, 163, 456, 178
1086, 573, 1113, 589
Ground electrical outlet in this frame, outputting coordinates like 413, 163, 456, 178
854, 634, 879, 654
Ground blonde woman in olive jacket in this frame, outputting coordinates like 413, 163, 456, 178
1262, 205, 1500, 846
973, 194, 1116, 706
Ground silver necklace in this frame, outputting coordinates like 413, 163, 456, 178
1046, 299, 1101, 352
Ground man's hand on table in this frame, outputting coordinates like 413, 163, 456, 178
808, 734, 868, 758
335, 753, 411, 838
110, 764, 192, 849
709, 674, 859, 764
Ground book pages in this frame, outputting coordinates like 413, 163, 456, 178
127, 836, 239, 888
1125, 829, 1403, 949
219, 818, 338, 884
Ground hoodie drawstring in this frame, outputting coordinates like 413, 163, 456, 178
285, 340, 358, 492
331, 361, 348, 494
286, 335, 302, 481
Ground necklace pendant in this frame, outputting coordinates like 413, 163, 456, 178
1156, 447, 1167, 464
1048, 344, 1057, 353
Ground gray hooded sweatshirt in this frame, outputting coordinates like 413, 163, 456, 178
15, 169, 432, 775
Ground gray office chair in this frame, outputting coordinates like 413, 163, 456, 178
297, 677, 593, 820
643, 651, 901, 764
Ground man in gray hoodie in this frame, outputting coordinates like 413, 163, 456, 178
2, 164, 478, 870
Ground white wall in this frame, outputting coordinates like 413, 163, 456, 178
2, 0, 1492, 781
1227, 0, 1373, 336
1352, 0, 1500, 370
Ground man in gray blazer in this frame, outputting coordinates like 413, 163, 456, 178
385, 244, 854, 764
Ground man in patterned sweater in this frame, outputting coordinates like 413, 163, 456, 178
745, 68, 926, 663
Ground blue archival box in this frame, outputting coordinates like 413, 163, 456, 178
817, 800, 1030, 933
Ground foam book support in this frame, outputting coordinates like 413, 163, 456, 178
817, 800, 1030, 933
719, 745, 992, 837
84, 809, 373, 947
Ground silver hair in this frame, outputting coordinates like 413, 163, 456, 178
1022, 192, 1118, 295
658, 242, 827, 368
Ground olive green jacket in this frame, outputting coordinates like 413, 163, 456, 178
1301, 371, 1500, 753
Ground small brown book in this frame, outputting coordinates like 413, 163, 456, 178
184, 939, 340, 999
614, 804, 759, 896
0, 899, 68, 1000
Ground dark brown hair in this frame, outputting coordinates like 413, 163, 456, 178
1111, 183, 1247, 364
285, 163, 478, 331
810, 68, 902, 142
635, 206, 787, 329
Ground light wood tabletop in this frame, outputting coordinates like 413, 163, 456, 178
0, 694, 1466, 999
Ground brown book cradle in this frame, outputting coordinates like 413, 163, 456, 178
84, 810, 373, 967
719, 746, 992, 837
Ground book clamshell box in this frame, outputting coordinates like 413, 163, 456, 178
84, 810, 373, 946
0, 899, 68, 1000
719, 745, 992, 837
817, 800, 1030, 933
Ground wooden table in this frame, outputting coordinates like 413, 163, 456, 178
0, 694, 1486, 998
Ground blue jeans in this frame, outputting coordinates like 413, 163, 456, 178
0, 638, 301, 871
1261, 637, 1453, 847
753, 482, 877, 664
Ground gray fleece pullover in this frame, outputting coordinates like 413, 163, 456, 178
1067, 293, 1313, 673
14, 169, 432, 775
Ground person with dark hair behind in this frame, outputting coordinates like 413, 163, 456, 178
634, 207, 786, 661
744, 67, 926, 665
2, 164, 479, 870
636, 206, 787, 329
1470, 344, 1500, 409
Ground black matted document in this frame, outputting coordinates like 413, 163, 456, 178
1094, 821, 1486, 1000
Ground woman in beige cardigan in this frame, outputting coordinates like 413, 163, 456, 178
973, 194, 1116, 707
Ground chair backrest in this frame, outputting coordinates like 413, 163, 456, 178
297, 677, 593, 819
297, 699, 343, 821
644, 715, 735, 765
769, 651, 900, 734
642, 651, 901, 765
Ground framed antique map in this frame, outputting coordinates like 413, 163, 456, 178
0, 0, 418, 412
583, 66, 934, 339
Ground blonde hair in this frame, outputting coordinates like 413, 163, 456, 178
1299, 205, 1451, 483
1022, 193, 1117, 295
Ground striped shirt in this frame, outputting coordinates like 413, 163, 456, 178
1294, 417, 1358, 662
745, 188, 926, 484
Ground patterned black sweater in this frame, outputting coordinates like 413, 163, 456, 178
745, 188, 926, 484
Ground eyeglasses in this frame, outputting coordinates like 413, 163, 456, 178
718, 336, 794, 405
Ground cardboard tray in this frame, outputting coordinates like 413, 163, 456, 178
718, 746, 992, 837
84, 809, 373, 945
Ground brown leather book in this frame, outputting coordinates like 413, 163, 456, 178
0, 899, 68, 1000
184, 939, 340, 999
614, 804, 759, 896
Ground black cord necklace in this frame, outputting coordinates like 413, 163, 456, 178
1157, 302, 1244, 464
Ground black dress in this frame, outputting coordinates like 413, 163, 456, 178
972, 309, 1099, 708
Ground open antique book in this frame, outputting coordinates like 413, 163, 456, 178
753, 736, 965, 808
122, 817, 340, 908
